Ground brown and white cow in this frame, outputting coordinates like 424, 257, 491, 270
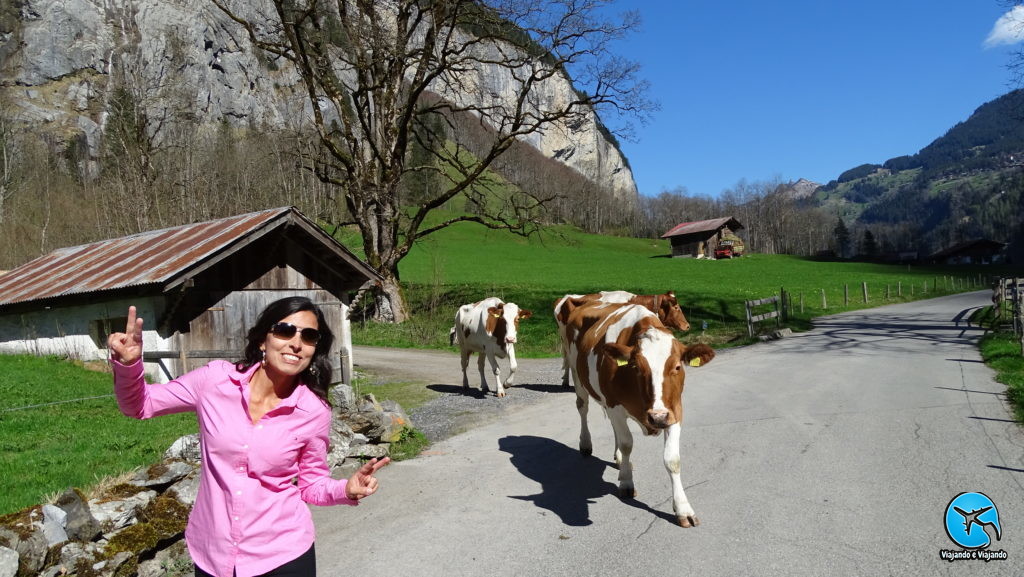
563, 299, 714, 527
554, 291, 690, 387
450, 297, 533, 397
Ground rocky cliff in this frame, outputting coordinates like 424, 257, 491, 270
0, 0, 638, 202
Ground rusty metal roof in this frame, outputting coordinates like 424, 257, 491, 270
0, 207, 378, 307
661, 216, 744, 239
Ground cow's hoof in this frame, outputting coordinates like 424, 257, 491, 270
618, 486, 636, 499
497, 391, 506, 398
676, 515, 700, 528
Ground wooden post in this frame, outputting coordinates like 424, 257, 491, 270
886, 284, 890, 300
821, 289, 827, 310
862, 281, 869, 303
898, 281, 902, 297
844, 284, 849, 306
800, 292, 805, 314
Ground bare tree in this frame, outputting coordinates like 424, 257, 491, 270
211, 0, 651, 321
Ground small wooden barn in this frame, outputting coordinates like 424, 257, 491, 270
0, 207, 382, 384
927, 239, 1006, 265
661, 217, 745, 258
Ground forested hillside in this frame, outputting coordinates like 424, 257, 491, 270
812, 89, 1024, 259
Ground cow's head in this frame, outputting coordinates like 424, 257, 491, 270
487, 302, 533, 347
602, 328, 714, 434
658, 292, 691, 332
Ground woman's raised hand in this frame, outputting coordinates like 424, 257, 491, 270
107, 306, 144, 365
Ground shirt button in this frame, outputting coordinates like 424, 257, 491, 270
234, 516, 239, 521
236, 490, 242, 495
257, 424, 263, 430
242, 444, 248, 449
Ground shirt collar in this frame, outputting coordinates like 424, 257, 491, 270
228, 362, 312, 412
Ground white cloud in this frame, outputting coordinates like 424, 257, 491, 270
985, 6, 1024, 48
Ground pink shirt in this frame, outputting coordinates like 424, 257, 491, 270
113, 359, 357, 577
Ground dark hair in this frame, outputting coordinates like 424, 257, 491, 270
236, 296, 335, 405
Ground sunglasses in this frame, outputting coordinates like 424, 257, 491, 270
269, 322, 322, 346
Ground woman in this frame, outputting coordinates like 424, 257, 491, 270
109, 297, 389, 577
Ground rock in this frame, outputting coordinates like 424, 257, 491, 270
166, 474, 200, 508
0, 525, 47, 575
163, 434, 202, 464
132, 461, 195, 489
329, 384, 356, 414
0, 546, 18, 577
346, 443, 390, 460
89, 490, 158, 531
54, 488, 101, 542
40, 504, 68, 546
59, 541, 100, 572
327, 419, 354, 469
356, 393, 382, 413
136, 539, 191, 577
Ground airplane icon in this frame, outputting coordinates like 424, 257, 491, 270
953, 506, 1002, 541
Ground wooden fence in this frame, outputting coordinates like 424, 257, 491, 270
993, 277, 1024, 355
745, 296, 781, 337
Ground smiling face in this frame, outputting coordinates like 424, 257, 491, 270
260, 310, 319, 382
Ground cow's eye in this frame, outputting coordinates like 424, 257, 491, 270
673, 363, 682, 372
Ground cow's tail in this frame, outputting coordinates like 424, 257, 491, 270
448, 325, 456, 347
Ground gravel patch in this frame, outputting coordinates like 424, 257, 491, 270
352, 346, 569, 442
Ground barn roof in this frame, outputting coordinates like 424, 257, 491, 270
928, 238, 1006, 260
660, 216, 744, 239
0, 207, 382, 309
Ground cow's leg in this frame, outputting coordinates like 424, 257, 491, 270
664, 423, 698, 528
503, 346, 517, 389
460, 349, 471, 390
476, 352, 491, 394
574, 386, 592, 457
488, 351, 506, 397
558, 330, 572, 387
608, 408, 635, 498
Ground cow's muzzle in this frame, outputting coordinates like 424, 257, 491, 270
646, 409, 674, 429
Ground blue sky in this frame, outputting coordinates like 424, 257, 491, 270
603, 1, 1024, 197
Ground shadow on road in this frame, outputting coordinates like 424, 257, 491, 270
425, 383, 573, 396
498, 435, 678, 527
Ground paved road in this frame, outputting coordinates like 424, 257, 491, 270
315, 291, 1023, 576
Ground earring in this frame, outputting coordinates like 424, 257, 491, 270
309, 365, 319, 377
261, 350, 266, 365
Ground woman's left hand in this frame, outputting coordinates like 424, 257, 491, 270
346, 457, 390, 500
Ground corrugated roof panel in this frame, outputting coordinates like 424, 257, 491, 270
661, 216, 741, 238
0, 207, 290, 306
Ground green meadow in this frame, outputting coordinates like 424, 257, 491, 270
349, 220, 1010, 355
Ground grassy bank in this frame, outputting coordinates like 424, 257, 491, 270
979, 332, 1024, 423
0, 355, 196, 514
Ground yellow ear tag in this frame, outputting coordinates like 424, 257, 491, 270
689, 358, 702, 367
492, 313, 501, 318
616, 358, 628, 367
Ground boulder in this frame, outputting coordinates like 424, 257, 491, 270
88, 489, 158, 531
163, 434, 202, 465
40, 504, 68, 546
54, 488, 101, 542
0, 546, 17, 577
0, 523, 47, 576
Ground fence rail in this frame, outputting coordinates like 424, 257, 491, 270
745, 295, 781, 337
992, 277, 1024, 355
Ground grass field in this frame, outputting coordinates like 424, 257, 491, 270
0, 355, 196, 514
348, 218, 1014, 356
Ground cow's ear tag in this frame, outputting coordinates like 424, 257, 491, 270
616, 358, 628, 367
689, 357, 702, 367
492, 313, 501, 318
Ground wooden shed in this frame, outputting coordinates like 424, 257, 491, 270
661, 217, 744, 258
0, 207, 382, 384
927, 239, 1006, 265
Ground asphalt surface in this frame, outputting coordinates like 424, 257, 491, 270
314, 291, 1023, 576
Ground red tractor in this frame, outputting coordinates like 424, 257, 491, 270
714, 240, 742, 259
